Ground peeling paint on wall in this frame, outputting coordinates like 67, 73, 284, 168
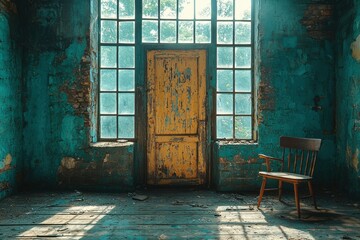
301, 3, 334, 40
60, 157, 77, 170
347, 147, 359, 172
351, 35, 360, 62
352, 149, 359, 172
57, 151, 134, 190
0, 154, 12, 173
0, 0, 17, 14
0, 0, 22, 200
336, 0, 360, 197
0, 181, 10, 191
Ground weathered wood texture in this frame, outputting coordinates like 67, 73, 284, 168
0, 190, 359, 239
147, 50, 207, 185
258, 136, 322, 218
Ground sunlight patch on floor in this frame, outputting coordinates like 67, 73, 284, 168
18, 205, 116, 239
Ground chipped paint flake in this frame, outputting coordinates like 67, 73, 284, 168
61, 157, 77, 170
352, 149, 359, 172
346, 147, 359, 172
4, 154, 12, 166
351, 35, 360, 62
0, 154, 12, 173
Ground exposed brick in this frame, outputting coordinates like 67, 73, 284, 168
301, 4, 335, 40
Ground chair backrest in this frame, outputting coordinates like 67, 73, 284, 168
280, 136, 322, 177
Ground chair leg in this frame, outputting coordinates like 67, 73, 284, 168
308, 181, 318, 209
257, 178, 267, 208
278, 180, 283, 201
293, 183, 301, 218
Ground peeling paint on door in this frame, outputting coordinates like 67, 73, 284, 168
147, 50, 207, 185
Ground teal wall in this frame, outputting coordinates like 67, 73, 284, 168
20, 0, 134, 192
336, 0, 360, 198
0, 1, 23, 199
214, 0, 336, 191
19, 0, 337, 193
3, 0, 360, 198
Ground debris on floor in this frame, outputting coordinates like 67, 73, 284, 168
132, 194, 149, 201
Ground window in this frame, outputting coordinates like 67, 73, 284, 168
99, 0, 136, 139
98, 0, 254, 141
216, 0, 253, 140
142, 0, 211, 43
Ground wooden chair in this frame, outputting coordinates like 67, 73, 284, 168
257, 136, 322, 218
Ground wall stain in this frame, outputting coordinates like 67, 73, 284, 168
0, 154, 12, 173
301, 3, 334, 40
346, 146, 359, 172
0, 0, 17, 14
351, 35, 360, 62
0, 181, 10, 191
60, 31, 91, 130
58, 153, 133, 188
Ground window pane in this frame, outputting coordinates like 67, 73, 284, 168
235, 116, 251, 139
217, 94, 233, 114
101, 20, 117, 43
195, 0, 211, 19
195, 21, 211, 43
119, 21, 135, 43
160, 21, 176, 43
217, 70, 233, 92
217, 47, 233, 68
119, 0, 135, 19
100, 70, 117, 91
217, 0, 233, 20
118, 46, 135, 68
100, 93, 117, 114
179, 0, 194, 19
235, 47, 251, 68
235, 94, 251, 114
160, 0, 177, 19
217, 22, 233, 44
142, 20, 158, 42
217, 116, 233, 138
101, 0, 117, 19
235, 0, 251, 20
119, 70, 135, 91
118, 116, 134, 138
235, 22, 251, 44
179, 21, 194, 43
101, 46, 117, 68
100, 116, 117, 138
143, 0, 158, 18
118, 93, 135, 114
235, 70, 251, 92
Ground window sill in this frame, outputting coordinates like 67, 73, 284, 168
217, 140, 258, 146
90, 142, 134, 148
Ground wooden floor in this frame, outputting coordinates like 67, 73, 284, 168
0, 189, 359, 239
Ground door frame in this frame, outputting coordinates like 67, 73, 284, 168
135, 45, 214, 187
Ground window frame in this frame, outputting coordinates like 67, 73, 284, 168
96, 0, 255, 142
215, 0, 255, 141
98, 0, 136, 141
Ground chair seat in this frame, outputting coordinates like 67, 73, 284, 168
259, 171, 312, 181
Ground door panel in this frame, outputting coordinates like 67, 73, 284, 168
147, 50, 207, 185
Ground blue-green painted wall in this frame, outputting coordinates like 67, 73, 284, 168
21, 0, 134, 192
336, 0, 360, 198
214, 0, 336, 191
20, 0, 337, 192
0, 0, 23, 199
8, 0, 359, 198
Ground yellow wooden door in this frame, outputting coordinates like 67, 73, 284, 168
147, 50, 207, 185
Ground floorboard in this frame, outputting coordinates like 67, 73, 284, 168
0, 190, 359, 239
